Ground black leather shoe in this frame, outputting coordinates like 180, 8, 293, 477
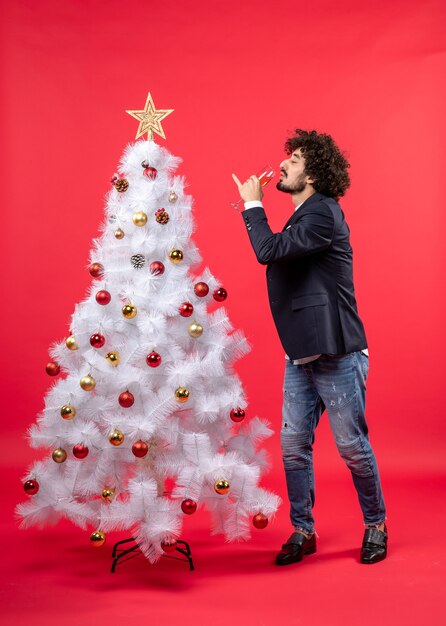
360, 525, 388, 564
275, 531, 317, 566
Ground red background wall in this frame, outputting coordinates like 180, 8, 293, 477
1, 1, 445, 623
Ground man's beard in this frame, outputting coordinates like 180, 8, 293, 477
276, 171, 307, 194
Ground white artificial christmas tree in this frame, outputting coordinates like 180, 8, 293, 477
17, 94, 280, 564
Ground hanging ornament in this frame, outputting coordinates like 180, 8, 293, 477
114, 228, 125, 240
144, 166, 158, 180
110, 174, 118, 184
46, 361, 60, 376
132, 440, 149, 457
52, 448, 67, 463
214, 479, 230, 495
108, 214, 117, 224
168, 191, 178, 203
213, 287, 228, 302
96, 290, 111, 305
89, 263, 104, 278
65, 335, 78, 351
80, 374, 96, 391
131, 253, 145, 269
155, 208, 169, 224
90, 333, 105, 348
161, 539, 177, 553
109, 429, 125, 446
175, 387, 190, 403
73, 443, 89, 459
101, 486, 116, 503
24, 479, 39, 495
122, 304, 137, 319
132, 211, 147, 226
114, 178, 129, 192
118, 390, 134, 408
252, 513, 269, 529
146, 351, 161, 367
179, 302, 193, 317
181, 499, 197, 515
90, 530, 106, 547
60, 404, 76, 420
194, 282, 209, 297
169, 249, 183, 264
141, 160, 150, 168
188, 321, 203, 338
230, 408, 245, 423
149, 261, 165, 276
105, 351, 120, 367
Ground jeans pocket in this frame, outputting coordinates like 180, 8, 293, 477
360, 352, 369, 379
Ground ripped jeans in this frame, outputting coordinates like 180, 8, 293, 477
281, 352, 386, 534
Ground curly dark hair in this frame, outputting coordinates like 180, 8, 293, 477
284, 129, 351, 199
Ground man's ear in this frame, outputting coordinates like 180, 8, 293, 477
306, 176, 315, 185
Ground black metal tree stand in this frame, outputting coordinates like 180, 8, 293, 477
111, 537, 194, 573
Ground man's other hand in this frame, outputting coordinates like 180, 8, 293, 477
232, 173, 264, 203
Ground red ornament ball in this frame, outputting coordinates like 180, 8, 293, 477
179, 302, 194, 317
73, 444, 89, 459
90, 333, 105, 348
252, 513, 269, 529
132, 441, 149, 458
24, 479, 39, 495
89, 263, 104, 278
146, 351, 161, 367
149, 261, 165, 276
213, 287, 228, 302
119, 390, 134, 408
230, 408, 246, 423
143, 166, 158, 180
46, 361, 60, 376
161, 539, 177, 553
181, 499, 197, 515
96, 290, 111, 305
194, 282, 209, 297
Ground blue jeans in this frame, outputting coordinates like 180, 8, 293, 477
281, 351, 386, 534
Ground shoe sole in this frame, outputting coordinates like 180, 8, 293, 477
275, 545, 317, 566
360, 552, 387, 564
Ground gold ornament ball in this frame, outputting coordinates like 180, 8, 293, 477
132, 211, 148, 226
109, 429, 125, 446
105, 351, 120, 367
168, 191, 178, 203
80, 374, 96, 391
169, 249, 183, 264
52, 448, 67, 463
188, 321, 203, 338
90, 530, 106, 547
175, 387, 190, 403
114, 228, 125, 239
60, 404, 76, 419
122, 304, 137, 319
214, 479, 230, 495
101, 486, 116, 503
66, 335, 78, 350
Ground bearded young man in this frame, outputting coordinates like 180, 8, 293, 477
232, 129, 387, 565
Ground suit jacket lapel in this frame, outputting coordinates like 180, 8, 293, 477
281, 192, 325, 231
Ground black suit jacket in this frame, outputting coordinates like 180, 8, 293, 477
242, 192, 368, 360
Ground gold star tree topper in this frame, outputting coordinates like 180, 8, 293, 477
126, 93, 174, 140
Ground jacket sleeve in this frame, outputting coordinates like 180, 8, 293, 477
242, 205, 335, 265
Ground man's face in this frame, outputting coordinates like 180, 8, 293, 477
276, 148, 313, 194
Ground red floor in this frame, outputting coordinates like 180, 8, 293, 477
3, 464, 445, 626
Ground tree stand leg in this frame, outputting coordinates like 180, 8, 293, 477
110, 537, 194, 573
